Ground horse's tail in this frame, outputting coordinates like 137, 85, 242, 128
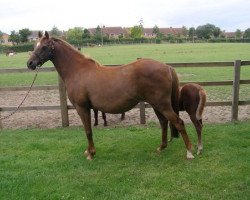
169, 66, 180, 138
196, 88, 207, 120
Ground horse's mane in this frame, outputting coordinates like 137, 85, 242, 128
52, 37, 101, 67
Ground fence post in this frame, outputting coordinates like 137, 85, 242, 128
136, 58, 146, 124
0, 111, 2, 129
139, 102, 146, 124
231, 60, 241, 122
58, 75, 69, 127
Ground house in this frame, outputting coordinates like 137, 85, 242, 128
1, 33, 12, 45
88, 26, 127, 38
28, 31, 40, 42
223, 32, 236, 38
143, 27, 184, 38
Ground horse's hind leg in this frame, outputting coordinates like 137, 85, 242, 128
121, 112, 125, 121
161, 109, 194, 159
190, 115, 203, 155
153, 109, 169, 152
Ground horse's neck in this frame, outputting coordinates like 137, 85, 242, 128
51, 42, 92, 81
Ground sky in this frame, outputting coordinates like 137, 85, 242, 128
1, 0, 250, 34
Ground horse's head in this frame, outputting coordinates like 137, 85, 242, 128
27, 31, 54, 70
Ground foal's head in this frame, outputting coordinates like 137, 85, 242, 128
27, 31, 54, 70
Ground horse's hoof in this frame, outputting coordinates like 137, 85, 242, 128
157, 147, 162, 153
84, 150, 94, 160
186, 150, 195, 159
84, 150, 89, 156
87, 155, 93, 161
197, 149, 202, 155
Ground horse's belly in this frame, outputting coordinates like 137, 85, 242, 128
91, 97, 138, 114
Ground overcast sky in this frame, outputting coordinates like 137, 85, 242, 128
1, 0, 249, 34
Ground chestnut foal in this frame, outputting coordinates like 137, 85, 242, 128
174, 83, 206, 155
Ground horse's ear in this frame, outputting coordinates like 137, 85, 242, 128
45, 31, 49, 39
38, 31, 42, 38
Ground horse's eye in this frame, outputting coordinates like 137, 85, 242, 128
42, 46, 48, 51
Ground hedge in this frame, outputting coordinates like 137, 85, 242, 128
0, 43, 35, 54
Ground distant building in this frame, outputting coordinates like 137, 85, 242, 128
27, 31, 40, 42
88, 26, 127, 38
1, 33, 12, 45
223, 32, 236, 38
88, 26, 185, 39
143, 27, 185, 38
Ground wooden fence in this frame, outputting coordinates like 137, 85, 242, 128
0, 60, 250, 128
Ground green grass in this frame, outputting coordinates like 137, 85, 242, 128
1, 43, 250, 68
0, 122, 249, 199
1, 43, 250, 101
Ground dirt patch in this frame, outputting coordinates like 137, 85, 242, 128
0, 90, 249, 129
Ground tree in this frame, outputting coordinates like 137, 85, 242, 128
152, 25, 160, 36
50, 26, 61, 37
188, 27, 196, 42
94, 25, 102, 43
66, 27, 84, 46
9, 30, 20, 44
196, 24, 221, 39
19, 28, 31, 43
0, 31, 3, 43
235, 29, 242, 39
243, 28, 250, 38
130, 25, 143, 38
181, 26, 188, 38
83, 28, 91, 39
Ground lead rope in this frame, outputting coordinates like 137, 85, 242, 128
0, 67, 40, 121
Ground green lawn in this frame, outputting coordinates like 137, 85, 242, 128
1, 43, 249, 102
1, 43, 250, 68
0, 122, 249, 199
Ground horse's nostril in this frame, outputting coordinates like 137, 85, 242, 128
27, 61, 33, 67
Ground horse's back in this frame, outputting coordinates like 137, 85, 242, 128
179, 83, 204, 111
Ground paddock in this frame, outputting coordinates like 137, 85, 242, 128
0, 60, 250, 129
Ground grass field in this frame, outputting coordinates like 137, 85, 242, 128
0, 122, 249, 199
0, 43, 249, 199
1, 43, 250, 101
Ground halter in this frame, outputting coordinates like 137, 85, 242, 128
33, 41, 55, 65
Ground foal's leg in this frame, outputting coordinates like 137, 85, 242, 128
102, 112, 107, 126
161, 109, 194, 159
153, 108, 169, 152
121, 112, 125, 121
190, 114, 203, 155
93, 109, 98, 126
76, 106, 96, 160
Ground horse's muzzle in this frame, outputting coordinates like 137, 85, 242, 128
27, 60, 42, 70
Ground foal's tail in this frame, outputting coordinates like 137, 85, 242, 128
196, 89, 207, 120
169, 66, 180, 138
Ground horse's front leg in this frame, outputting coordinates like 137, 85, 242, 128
153, 109, 168, 152
76, 106, 96, 160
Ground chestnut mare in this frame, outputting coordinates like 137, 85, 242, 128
27, 31, 194, 160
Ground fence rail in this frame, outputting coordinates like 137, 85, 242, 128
0, 60, 250, 128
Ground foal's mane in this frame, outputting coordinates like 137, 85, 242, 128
52, 37, 101, 66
